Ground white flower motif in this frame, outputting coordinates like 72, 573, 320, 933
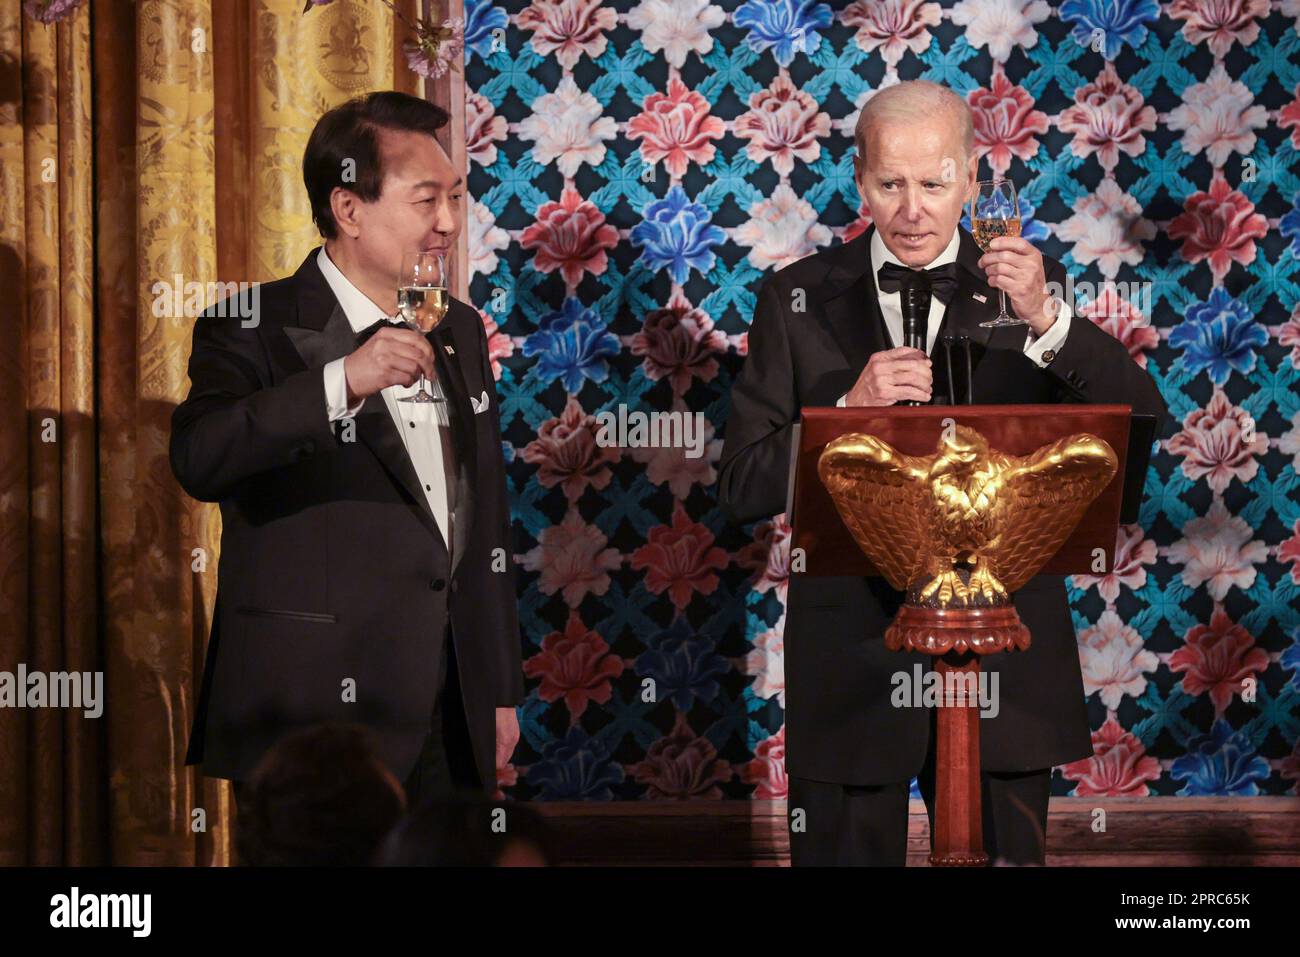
833, 77, 900, 140
519, 509, 622, 607
1055, 178, 1155, 279
734, 183, 833, 271
744, 613, 786, 708
1168, 498, 1268, 601
627, 414, 722, 498
950, 0, 1050, 63
843, 0, 942, 66
468, 201, 510, 279
466, 93, 508, 167
1167, 64, 1268, 167
1078, 609, 1160, 710
518, 76, 618, 177
627, 0, 726, 68
1279, 410, 1300, 471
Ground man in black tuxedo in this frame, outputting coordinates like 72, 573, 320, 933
719, 80, 1165, 865
172, 92, 523, 809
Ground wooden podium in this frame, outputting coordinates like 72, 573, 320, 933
787, 405, 1152, 865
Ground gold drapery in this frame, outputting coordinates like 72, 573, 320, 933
0, 0, 449, 866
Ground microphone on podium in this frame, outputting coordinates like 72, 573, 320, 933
899, 278, 931, 406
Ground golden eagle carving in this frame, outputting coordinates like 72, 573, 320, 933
818, 424, 1118, 609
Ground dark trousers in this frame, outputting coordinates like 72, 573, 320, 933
231, 625, 481, 811
789, 711, 1052, 866
402, 626, 483, 807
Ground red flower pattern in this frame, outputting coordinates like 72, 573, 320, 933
630, 501, 729, 612
967, 70, 1049, 176
1167, 172, 1268, 283
1168, 606, 1269, 717
524, 610, 625, 723
520, 187, 620, 288
1060, 715, 1163, 797
627, 77, 726, 178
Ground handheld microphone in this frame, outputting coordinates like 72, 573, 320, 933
899, 280, 931, 406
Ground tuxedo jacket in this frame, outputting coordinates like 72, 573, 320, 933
171, 250, 524, 788
718, 226, 1167, 784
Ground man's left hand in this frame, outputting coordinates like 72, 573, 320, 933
977, 236, 1059, 337
495, 706, 519, 770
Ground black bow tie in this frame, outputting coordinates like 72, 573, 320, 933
876, 261, 961, 305
355, 317, 409, 345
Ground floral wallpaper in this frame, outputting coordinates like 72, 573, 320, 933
464, 0, 1300, 800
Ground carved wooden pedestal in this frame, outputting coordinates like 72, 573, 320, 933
886, 604, 1029, 866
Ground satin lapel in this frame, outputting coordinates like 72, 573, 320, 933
283, 249, 358, 369
282, 305, 356, 370
816, 228, 887, 375
430, 322, 477, 575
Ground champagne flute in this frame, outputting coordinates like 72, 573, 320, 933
969, 179, 1026, 328
396, 251, 449, 404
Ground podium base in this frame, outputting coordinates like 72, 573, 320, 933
885, 602, 1030, 867
885, 603, 1030, 656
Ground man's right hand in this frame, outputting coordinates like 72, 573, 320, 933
343, 327, 436, 405
843, 347, 932, 406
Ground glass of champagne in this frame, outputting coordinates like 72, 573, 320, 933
396, 251, 449, 404
969, 179, 1026, 328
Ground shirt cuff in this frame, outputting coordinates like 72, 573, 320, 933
324, 356, 365, 422
836, 392, 848, 408
1023, 298, 1072, 367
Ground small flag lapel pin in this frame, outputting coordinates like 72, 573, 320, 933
972, 292, 987, 303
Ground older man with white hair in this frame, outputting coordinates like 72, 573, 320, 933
719, 80, 1165, 866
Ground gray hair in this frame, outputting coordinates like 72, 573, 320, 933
853, 80, 974, 161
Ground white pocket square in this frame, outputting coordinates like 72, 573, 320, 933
471, 389, 490, 414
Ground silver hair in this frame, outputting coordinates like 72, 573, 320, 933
854, 80, 974, 161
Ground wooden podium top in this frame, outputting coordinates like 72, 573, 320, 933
788, 404, 1134, 578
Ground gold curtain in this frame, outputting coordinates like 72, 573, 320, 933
0, 0, 442, 866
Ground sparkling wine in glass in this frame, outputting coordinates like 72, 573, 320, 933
970, 179, 1026, 329
396, 251, 449, 404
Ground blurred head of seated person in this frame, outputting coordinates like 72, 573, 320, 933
237, 723, 406, 867
373, 796, 553, 867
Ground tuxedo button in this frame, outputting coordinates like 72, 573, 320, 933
429, 578, 446, 591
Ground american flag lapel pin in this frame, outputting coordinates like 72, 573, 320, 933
972, 292, 987, 303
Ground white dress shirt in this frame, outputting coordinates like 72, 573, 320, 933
837, 228, 1071, 406
317, 248, 454, 551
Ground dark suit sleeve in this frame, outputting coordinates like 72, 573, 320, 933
170, 311, 337, 503
1040, 260, 1168, 432
717, 276, 800, 525
477, 314, 526, 707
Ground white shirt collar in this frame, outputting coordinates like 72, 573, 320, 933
316, 247, 390, 334
869, 227, 961, 291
